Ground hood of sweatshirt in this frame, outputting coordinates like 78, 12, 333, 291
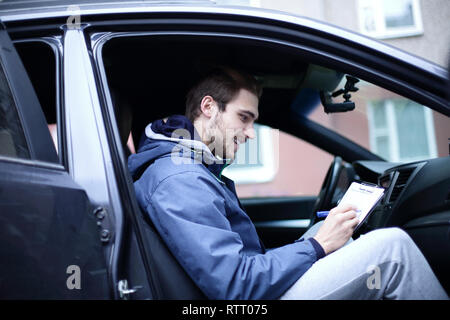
128, 115, 230, 182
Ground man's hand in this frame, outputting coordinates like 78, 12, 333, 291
313, 204, 359, 255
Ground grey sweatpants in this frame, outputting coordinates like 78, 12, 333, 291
280, 222, 449, 300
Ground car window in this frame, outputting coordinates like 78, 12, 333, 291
99, 34, 448, 200
223, 124, 333, 198
309, 79, 450, 163
223, 74, 449, 199
0, 60, 30, 159
14, 41, 60, 157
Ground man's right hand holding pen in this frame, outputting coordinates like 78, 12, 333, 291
313, 204, 359, 255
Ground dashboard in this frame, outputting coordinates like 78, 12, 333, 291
351, 156, 450, 231
348, 156, 450, 294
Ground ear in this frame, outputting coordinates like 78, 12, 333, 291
199, 95, 216, 119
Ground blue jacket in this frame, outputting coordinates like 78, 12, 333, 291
128, 115, 325, 300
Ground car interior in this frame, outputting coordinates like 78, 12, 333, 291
13, 33, 450, 298
103, 35, 450, 297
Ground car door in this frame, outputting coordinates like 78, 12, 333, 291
0, 21, 111, 299
242, 196, 317, 248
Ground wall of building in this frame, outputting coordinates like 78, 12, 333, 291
383, 0, 450, 67
259, 0, 450, 67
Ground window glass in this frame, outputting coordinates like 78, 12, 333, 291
309, 78, 448, 163
223, 124, 277, 185
0, 61, 30, 159
393, 100, 429, 159
375, 136, 390, 160
367, 99, 437, 162
372, 100, 387, 128
15, 41, 59, 157
358, 0, 423, 39
383, 0, 415, 28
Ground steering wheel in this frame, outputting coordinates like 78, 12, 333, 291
309, 156, 344, 226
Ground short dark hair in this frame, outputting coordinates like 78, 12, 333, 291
185, 67, 262, 122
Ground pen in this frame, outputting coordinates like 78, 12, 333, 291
316, 209, 361, 218
316, 211, 330, 218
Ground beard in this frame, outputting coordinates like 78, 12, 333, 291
204, 112, 236, 161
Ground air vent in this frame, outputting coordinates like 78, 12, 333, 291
388, 168, 415, 203
379, 174, 391, 189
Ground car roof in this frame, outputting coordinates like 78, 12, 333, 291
0, 0, 214, 9
1, 0, 446, 77
3, 0, 212, 13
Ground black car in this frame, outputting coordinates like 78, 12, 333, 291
0, 0, 449, 299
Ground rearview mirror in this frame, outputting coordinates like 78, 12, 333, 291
320, 75, 359, 113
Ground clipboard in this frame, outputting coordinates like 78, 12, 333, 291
337, 181, 385, 232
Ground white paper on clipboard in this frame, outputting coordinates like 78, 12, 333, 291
338, 182, 385, 227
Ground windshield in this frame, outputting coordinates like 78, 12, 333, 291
308, 79, 450, 162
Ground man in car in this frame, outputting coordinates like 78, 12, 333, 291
128, 67, 448, 300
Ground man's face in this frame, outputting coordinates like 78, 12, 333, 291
207, 88, 259, 161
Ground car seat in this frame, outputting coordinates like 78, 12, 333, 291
113, 95, 207, 299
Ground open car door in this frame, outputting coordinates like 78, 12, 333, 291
0, 21, 111, 299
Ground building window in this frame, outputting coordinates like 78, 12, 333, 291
367, 99, 437, 162
222, 124, 278, 184
357, 0, 423, 39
